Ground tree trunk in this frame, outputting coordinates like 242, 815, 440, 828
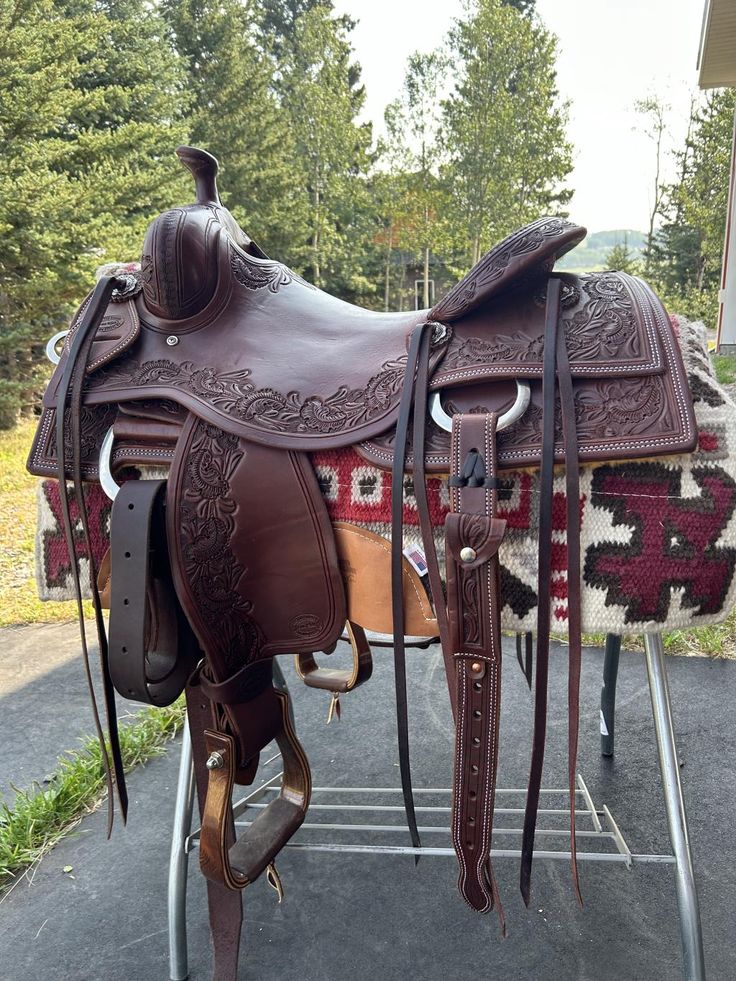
423, 245, 430, 309
471, 233, 481, 267
312, 187, 321, 288
384, 224, 393, 312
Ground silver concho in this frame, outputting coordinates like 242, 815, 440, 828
111, 272, 143, 303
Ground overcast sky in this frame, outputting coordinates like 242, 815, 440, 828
332, 0, 707, 233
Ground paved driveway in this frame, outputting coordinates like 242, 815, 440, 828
0, 633, 734, 980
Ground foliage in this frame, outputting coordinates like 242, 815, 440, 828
161, 0, 304, 257
275, 4, 374, 295
502, 0, 535, 12
677, 89, 735, 290
381, 52, 453, 309
648, 89, 735, 331
713, 354, 736, 387
605, 237, 641, 276
443, 0, 573, 265
0, 0, 188, 428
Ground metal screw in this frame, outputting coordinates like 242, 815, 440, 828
460, 546, 477, 563
206, 752, 224, 770
166, 335, 179, 347
471, 661, 483, 674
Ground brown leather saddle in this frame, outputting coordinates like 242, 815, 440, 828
28, 146, 697, 970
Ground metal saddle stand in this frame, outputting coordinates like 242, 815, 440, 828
167, 637, 706, 981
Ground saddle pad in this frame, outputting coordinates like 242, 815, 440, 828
34, 318, 736, 636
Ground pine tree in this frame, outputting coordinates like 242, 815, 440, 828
276, 5, 374, 295
52, 0, 191, 275
382, 52, 453, 309
0, 0, 95, 424
605, 236, 641, 276
162, 0, 304, 257
677, 89, 735, 289
0, 0, 189, 427
647, 89, 735, 326
443, 0, 573, 265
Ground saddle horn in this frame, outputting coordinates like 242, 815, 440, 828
140, 146, 266, 322
176, 145, 221, 206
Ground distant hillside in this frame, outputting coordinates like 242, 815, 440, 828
556, 229, 647, 272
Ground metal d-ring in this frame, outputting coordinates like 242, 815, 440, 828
428, 378, 531, 434
45, 330, 69, 365
99, 427, 120, 501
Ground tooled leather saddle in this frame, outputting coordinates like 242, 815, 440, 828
28, 146, 696, 971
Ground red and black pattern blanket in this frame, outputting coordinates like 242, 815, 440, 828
35, 317, 736, 635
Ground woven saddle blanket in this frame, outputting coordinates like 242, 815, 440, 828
35, 316, 736, 636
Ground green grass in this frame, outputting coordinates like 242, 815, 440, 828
0, 699, 186, 896
576, 608, 736, 658
713, 353, 736, 387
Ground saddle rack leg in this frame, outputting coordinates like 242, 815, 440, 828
600, 634, 621, 758
168, 722, 195, 981
644, 633, 706, 981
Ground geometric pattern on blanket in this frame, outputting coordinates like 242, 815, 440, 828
34, 316, 736, 635
311, 316, 736, 635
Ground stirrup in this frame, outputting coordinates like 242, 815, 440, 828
294, 620, 373, 721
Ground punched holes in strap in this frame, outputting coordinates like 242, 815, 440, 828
446, 413, 506, 924
108, 478, 190, 706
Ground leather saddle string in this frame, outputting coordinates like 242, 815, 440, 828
55, 275, 128, 829
520, 276, 562, 904
556, 314, 584, 906
411, 324, 459, 722
515, 632, 533, 691
391, 321, 435, 852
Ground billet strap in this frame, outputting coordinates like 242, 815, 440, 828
556, 312, 584, 906
446, 412, 507, 926
199, 687, 311, 891
520, 276, 582, 905
108, 478, 195, 706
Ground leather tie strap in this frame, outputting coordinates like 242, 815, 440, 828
556, 312, 584, 906
391, 321, 437, 852
516, 632, 533, 690
446, 412, 507, 927
54, 275, 128, 830
520, 275, 583, 905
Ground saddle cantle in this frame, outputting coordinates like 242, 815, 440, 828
28, 145, 697, 970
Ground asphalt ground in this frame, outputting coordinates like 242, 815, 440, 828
0, 628, 734, 981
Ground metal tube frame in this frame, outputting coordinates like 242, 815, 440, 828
168, 722, 195, 981
600, 633, 621, 757
644, 633, 706, 981
167, 634, 706, 981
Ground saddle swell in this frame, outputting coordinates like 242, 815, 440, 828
27, 144, 699, 965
